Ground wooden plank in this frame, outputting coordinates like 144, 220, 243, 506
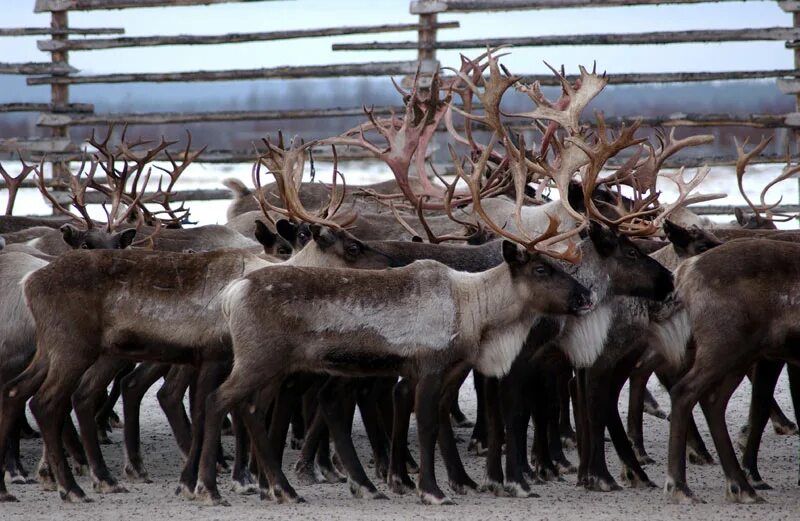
27, 60, 419, 85
36, 105, 405, 126
0, 62, 77, 75
0, 27, 124, 36
778, 78, 800, 94
437, 69, 799, 86
411, 0, 770, 13
0, 102, 93, 113
507, 113, 791, 129
35, 0, 290, 12
692, 204, 800, 215
0, 137, 73, 153
779, 1, 800, 12
37, 22, 459, 52
784, 112, 800, 126
334, 27, 800, 51
65, 188, 233, 204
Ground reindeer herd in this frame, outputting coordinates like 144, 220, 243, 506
0, 49, 799, 509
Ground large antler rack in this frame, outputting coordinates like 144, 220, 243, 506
35, 157, 100, 229
252, 133, 354, 230
733, 135, 796, 222
453, 134, 583, 264
1, 154, 38, 216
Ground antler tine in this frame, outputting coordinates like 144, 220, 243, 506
635, 128, 714, 196
654, 165, 726, 226
35, 161, 96, 229
1, 154, 39, 215
733, 135, 774, 219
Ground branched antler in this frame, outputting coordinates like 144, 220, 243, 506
654, 166, 725, 226
1, 155, 38, 215
733, 135, 777, 221
35, 157, 99, 229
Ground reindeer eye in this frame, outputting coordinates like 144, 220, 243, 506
696, 245, 708, 253
534, 265, 547, 275
346, 244, 360, 256
626, 249, 638, 259
277, 247, 291, 255
80, 243, 89, 249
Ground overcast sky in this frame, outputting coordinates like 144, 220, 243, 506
0, 1, 791, 77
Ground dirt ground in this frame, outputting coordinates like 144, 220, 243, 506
4, 371, 799, 521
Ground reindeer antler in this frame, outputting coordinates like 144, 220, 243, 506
35, 157, 99, 229
733, 135, 776, 221
1, 155, 38, 215
654, 166, 725, 226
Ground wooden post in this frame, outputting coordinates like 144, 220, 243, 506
417, 11, 437, 63
49, 9, 70, 198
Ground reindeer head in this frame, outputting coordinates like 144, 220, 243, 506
59, 223, 137, 250
290, 225, 403, 269
584, 220, 673, 301
663, 221, 722, 259
500, 240, 592, 316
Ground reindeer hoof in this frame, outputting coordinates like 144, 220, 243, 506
665, 478, 704, 504
93, 480, 128, 494
452, 417, 474, 429
418, 489, 454, 505
725, 480, 764, 504
316, 461, 346, 484
504, 481, 538, 498
387, 473, 415, 495
468, 439, 487, 456
0, 491, 18, 502
348, 478, 381, 499
123, 462, 152, 484
194, 483, 229, 506
585, 475, 621, 492
480, 479, 508, 497
175, 482, 196, 500
448, 477, 478, 495
620, 466, 655, 489
230, 475, 258, 495
59, 488, 93, 503
272, 486, 304, 504
643, 403, 668, 420
536, 464, 559, 482
687, 446, 714, 466
773, 421, 798, 436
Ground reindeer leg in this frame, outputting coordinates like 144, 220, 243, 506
531, 372, 559, 483
95, 362, 134, 438
741, 359, 783, 490
768, 362, 798, 435
469, 374, 488, 455
121, 361, 169, 482
415, 372, 449, 505
356, 378, 390, 481
583, 368, 620, 492
387, 377, 416, 494
72, 357, 129, 494
481, 376, 505, 495
437, 365, 477, 495
546, 369, 574, 474
786, 363, 800, 486
627, 367, 655, 465
320, 377, 386, 499
558, 367, 576, 448
572, 369, 590, 486
158, 365, 194, 459
176, 362, 227, 499
501, 365, 536, 496
293, 376, 327, 484
228, 411, 257, 495
449, 375, 473, 428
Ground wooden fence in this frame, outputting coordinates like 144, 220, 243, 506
0, 0, 798, 216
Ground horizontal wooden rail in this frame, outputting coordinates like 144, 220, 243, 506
35, 0, 290, 12
38, 22, 459, 52
0, 27, 124, 36
411, 0, 772, 13
506, 113, 795, 129
691, 204, 800, 216
0, 62, 77, 75
440, 69, 799, 86
0, 103, 94, 113
334, 27, 800, 51
27, 60, 420, 85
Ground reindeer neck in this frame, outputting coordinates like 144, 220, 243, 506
572, 239, 613, 303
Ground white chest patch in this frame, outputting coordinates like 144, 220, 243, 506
559, 304, 613, 368
649, 308, 690, 369
473, 320, 532, 378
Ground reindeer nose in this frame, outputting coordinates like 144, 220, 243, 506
569, 288, 594, 315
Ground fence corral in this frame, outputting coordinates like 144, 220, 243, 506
0, 0, 798, 216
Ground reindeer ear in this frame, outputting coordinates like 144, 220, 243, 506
663, 220, 691, 250
115, 229, 137, 249
502, 240, 529, 265
254, 220, 278, 248
275, 219, 297, 244
734, 207, 746, 226
60, 223, 85, 248
588, 220, 617, 257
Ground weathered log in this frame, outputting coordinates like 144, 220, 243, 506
0, 62, 77, 75
0, 103, 94, 113
411, 0, 772, 13
27, 60, 419, 85
333, 27, 800, 51
35, 0, 288, 12
0, 27, 123, 36
37, 22, 459, 51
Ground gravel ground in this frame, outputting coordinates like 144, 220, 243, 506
3, 370, 799, 521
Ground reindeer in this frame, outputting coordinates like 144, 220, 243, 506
665, 237, 800, 504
